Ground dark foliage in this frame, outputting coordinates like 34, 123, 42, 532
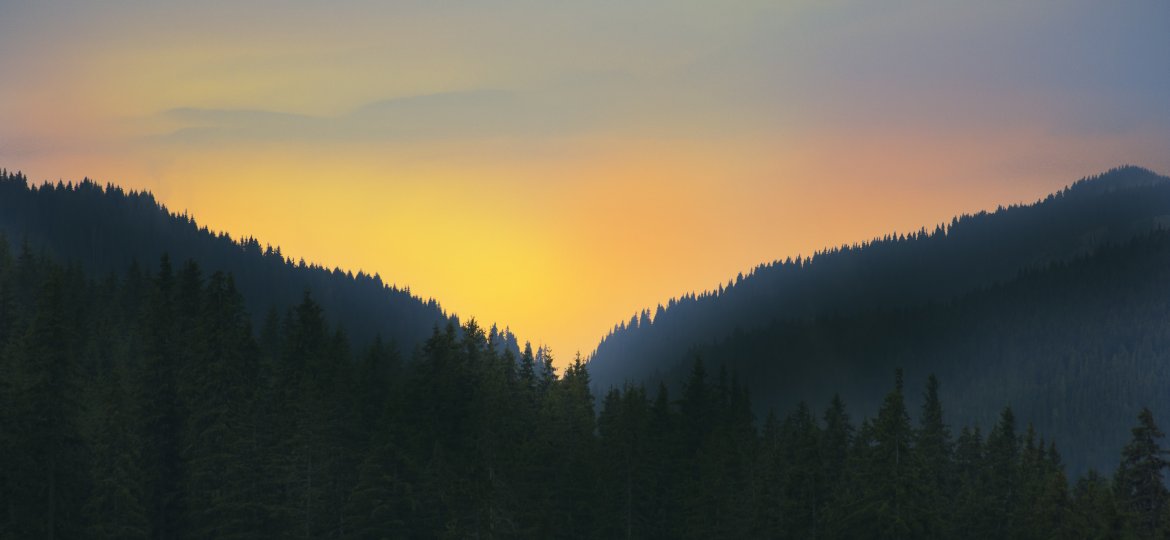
0, 169, 519, 357
0, 237, 1166, 538
676, 228, 1170, 477
592, 167, 1170, 389
4, 166, 1170, 536
589, 166, 1170, 475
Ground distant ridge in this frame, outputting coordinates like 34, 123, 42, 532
585, 165, 1170, 474
589, 166, 1170, 390
0, 169, 518, 355
700, 227, 1170, 475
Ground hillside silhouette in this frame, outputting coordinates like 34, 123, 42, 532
0, 170, 519, 355
7, 166, 1170, 536
588, 165, 1170, 473
690, 230, 1170, 475
3, 226, 1165, 537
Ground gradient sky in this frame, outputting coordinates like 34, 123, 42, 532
2, 1, 1168, 364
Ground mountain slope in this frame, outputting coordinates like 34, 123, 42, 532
0, 169, 483, 353
588, 166, 1170, 391
3, 205, 1138, 538
698, 230, 1170, 475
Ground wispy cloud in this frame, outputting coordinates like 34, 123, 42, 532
2, 0, 1168, 359
149, 88, 606, 145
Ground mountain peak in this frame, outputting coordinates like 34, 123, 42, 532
1064, 165, 1169, 196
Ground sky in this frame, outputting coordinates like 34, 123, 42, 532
2, 1, 1168, 364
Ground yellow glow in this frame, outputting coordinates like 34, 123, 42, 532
3, 2, 1167, 366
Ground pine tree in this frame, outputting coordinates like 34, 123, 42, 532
1073, 470, 1128, 538
551, 353, 599, 535
677, 357, 718, 538
469, 319, 524, 537
952, 426, 993, 539
261, 292, 338, 538
343, 439, 415, 539
518, 341, 537, 406
752, 411, 784, 538
985, 407, 1020, 538
1116, 407, 1169, 539
821, 394, 853, 499
646, 382, 681, 538
914, 374, 952, 538
84, 361, 149, 539
181, 272, 263, 538
1022, 441, 1075, 539
779, 402, 822, 538
679, 357, 710, 449
598, 385, 653, 539
850, 369, 920, 539
355, 336, 396, 443
0, 232, 15, 352
7, 268, 88, 538
138, 255, 187, 539
0, 233, 20, 536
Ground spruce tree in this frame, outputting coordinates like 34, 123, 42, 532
139, 255, 186, 539
9, 269, 88, 538
821, 394, 853, 500
914, 374, 952, 538
182, 272, 263, 538
753, 411, 784, 538
779, 402, 822, 538
952, 426, 992, 539
1073, 470, 1128, 538
868, 370, 920, 538
1116, 407, 1169, 539
985, 407, 1020, 538
84, 361, 149, 539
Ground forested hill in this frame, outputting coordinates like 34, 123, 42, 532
588, 166, 1170, 393
4, 230, 1169, 538
0, 169, 517, 354
689, 229, 1170, 475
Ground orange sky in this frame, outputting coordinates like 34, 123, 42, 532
2, 1, 1167, 364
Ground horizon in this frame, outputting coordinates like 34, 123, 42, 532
2, 1, 1168, 363
3, 163, 1161, 360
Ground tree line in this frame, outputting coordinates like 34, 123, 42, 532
687, 227, 1170, 477
0, 169, 480, 355
590, 166, 1170, 396
2, 234, 1170, 538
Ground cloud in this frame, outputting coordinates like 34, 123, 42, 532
150, 88, 606, 146
164, 107, 314, 127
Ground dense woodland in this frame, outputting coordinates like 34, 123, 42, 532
0, 170, 517, 356
590, 166, 1170, 392
651, 229, 1170, 477
6, 166, 1170, 537
3, 237, 1170, 539
589, 167, 1170, 474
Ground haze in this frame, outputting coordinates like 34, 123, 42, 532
1, 1, 1167, 363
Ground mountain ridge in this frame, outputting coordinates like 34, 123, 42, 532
693, 227, 1170, 474
0, 169, 520, 356
587, 165, 1170, 390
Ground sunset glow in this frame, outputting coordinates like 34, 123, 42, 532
2, 1, 1167, 362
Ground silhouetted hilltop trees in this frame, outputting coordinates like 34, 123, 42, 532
589, 166, 1170, 392
675, 228, 1170, 476
588, 166, 1170, 473
2, 239, 1167, 538
0, 169, 519, 356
